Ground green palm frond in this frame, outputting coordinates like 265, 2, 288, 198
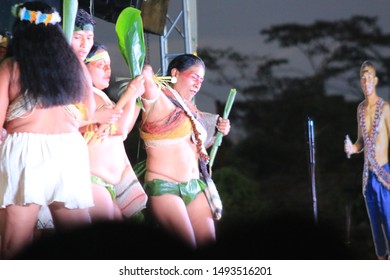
115, 7, 145, 79
62, 0, 78, 44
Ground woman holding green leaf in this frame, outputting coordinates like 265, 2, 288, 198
139, 54, 231, 249
84, 44, 147, 221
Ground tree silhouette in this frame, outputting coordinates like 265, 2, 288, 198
197, 15, 390, 259
261, 15, 390, 98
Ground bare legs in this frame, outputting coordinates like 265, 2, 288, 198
89, 184, 122, 222
149, 193, 215, 249
1, 203, 91, 259
187, 194, 216, 247
0, 209, 6, 259
49, 202, 91, 229
2, 204, 40, 259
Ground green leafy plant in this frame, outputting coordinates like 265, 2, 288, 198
62, 0, 78, 44
115, 7, 146, 109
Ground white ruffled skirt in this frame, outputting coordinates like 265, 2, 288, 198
0, 132, 94, 209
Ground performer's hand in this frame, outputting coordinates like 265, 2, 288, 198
128, 74, 145, 99
85, 124, 109, 144
217, 117, 230, 136
0, 128, 7, 144
96, 124, 110, 141
142, 65, 155, 82
94, 105, 123, 124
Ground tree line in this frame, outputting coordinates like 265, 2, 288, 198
123, 15, 390, 259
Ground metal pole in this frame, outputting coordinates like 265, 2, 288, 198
159, 0, 198, 75
307, 117, 318, 224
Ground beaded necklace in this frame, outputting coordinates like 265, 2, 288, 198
359, 98, 390, 191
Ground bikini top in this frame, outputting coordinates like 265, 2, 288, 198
140, 105, 207, 148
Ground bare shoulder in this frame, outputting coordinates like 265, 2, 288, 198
0, 58, 13, 96
382, 100, 390, 107
382, 100, 390, 115
0, 58, 12, 75
93, 89, 110, 105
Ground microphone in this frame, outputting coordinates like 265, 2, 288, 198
307, 117, 315, 164
345, 134, 351, 159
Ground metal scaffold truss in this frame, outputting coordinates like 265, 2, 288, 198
159, 0, 198, 75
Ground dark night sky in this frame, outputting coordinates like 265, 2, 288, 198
92, 0, 390, 113
2, 1, 389, 111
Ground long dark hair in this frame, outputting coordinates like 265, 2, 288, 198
75, 8, 96, 30
167, 54, 205, 74
7, 1, 87, 107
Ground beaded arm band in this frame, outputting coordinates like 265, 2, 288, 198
12, 4, 61, 26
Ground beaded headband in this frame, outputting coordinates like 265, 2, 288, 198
74, 24, 94, 32
85, 51, 110, 63
11, 4, 62, 26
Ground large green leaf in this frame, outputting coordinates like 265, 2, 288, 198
115, 7, 146, 79
62, 0, 78, 44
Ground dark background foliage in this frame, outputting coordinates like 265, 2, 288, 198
19, 15, 390, 261
127, 15, 390, 259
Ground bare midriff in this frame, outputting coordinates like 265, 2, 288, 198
88, 134, 129, 184
145, 138, 200, 183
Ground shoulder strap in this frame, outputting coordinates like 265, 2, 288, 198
166, 86, 209, 162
